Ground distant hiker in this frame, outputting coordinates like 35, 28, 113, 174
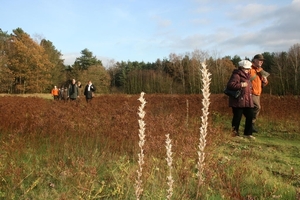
59, 87, 64, 100
84, 80, 96, 103
62, 87, 69, 102
77, 81, 82, 96
69, 79, 79, 101
51, 86, 59, 100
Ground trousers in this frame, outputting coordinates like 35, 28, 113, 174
231, 107, 253, 135
252, 95, 261, 123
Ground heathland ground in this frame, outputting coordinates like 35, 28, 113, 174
0, 93, 299, 199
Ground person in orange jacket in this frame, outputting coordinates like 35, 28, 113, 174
51, 86, 59, 100
250, 54, 269, 132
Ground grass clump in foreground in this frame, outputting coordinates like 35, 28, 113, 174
0, 94, 300, 199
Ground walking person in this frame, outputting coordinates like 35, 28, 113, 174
59, 86, 64, 100
250, 54, 269, 133
62, 86, 69, 102
77, 81, 82, 97
84, 80, 96, 103
51, 86, 59, 100
69, 79, 79, 101
227, 60, 255, 139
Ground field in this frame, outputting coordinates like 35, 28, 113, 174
0, 93, 299, 199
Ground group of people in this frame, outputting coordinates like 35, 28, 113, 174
52, 57, 267, 135
227, 54, 269, 139
51, 85, 68, 101
51, 79, 96, 103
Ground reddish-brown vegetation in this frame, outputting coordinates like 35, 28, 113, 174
1, 94, 299, 158
0, 94, 299, 198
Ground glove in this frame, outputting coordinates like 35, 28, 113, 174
241, 82, 248, 87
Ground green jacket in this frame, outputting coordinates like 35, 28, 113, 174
69, 84, 79, 99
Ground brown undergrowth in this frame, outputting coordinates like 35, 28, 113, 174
0, 94, 299, 199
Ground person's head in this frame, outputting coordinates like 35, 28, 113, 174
54, 86, 57, 88
88, 80, 92, 85
238, 60, 252, 73
72, 79, 76, 84
252, 54, 265, 68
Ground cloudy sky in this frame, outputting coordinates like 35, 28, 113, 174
1, 0, 299, 67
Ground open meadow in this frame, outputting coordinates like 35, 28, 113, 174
0, 93, 299, 199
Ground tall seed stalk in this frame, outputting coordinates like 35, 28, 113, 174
165, 134, 174, 200
135, 92, 147, 200
196, 62, 211, 198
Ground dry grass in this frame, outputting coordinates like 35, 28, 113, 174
0, 93, 53, 99
0, 93, 299, 199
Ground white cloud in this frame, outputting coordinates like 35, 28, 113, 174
62, 53, 79, 66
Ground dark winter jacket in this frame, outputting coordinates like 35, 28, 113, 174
62, 88, 68, 100
69, 83, 79, 99
227, 68, 254, 108
84, 84, 96, 99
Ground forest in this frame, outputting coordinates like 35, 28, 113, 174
1, 28, 300, 95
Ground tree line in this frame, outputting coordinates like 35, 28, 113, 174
1, 28, 299, 95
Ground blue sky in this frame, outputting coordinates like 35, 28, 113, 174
1, 0, 299, 67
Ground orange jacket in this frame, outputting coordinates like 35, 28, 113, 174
51, 88, 59, 96
250, 65, 268, 96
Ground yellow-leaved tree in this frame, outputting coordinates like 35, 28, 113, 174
6, 28, 53, 93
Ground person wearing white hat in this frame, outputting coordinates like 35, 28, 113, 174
226, 59, 255, 139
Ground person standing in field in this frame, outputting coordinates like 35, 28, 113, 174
69, 79, 79, 101
84, 80, 96, 103
59, 86, 64, 100
77, 81, 82, 97
227, 60, 254, 139
51, 86, 59, 100
62, 86, 69, 102
250, 54, 269, 133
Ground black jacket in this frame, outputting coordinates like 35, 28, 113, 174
84, 84, 96, 99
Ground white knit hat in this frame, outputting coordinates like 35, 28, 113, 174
238, 60, 252, 69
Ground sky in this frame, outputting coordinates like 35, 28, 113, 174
1, 0, 300, 67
